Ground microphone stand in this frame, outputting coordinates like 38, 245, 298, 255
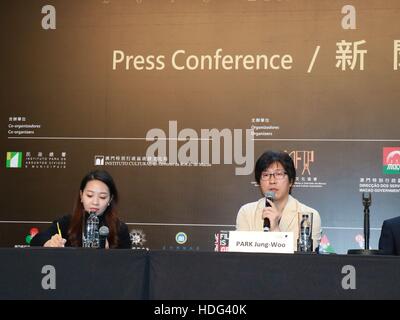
348, 193, 379, 255
363, 197, 370, 251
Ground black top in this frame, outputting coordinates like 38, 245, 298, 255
30, 214, 131, 249
379, 216, 400, 255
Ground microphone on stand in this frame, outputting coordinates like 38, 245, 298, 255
347, 192, 379, 255
99, 226, 109, 249
263, 191, 275, 232
362, 192, 372, 250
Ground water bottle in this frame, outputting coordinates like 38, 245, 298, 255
297, 213, 313, 252
83, 212, 99, 248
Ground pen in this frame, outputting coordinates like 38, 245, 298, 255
57, 222, 62, 237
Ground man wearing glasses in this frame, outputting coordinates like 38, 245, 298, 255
235, 150, 322, 251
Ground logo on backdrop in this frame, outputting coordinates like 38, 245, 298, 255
383, 147, 400, 174
94, 154, 161, 167
6, 151, 67, 169
94, 155, 105, 166
286, 150, 327, 189
26, 227, 39, 245
162, 231, 199, 251
318, 234, 335, 254
129, 229, 147, 248
175, 232, 188, 244
289, 150, 314, 175
14, 227, 39, 248
358, 147, 400, 193
6, 152, 22, 168
214, 230, 230, 252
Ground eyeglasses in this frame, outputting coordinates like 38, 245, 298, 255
260, 170, 287, 181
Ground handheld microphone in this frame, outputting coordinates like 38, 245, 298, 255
263, 191, 275, 232
99, 226, 109, 249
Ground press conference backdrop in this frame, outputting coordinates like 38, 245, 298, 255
1, 0, 400, 253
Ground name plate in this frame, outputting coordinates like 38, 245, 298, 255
228, 231, 294, 253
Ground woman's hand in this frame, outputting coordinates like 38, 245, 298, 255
44, 234, 66, 247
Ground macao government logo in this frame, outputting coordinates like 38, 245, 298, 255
383, 147, 400, 174
6, 152, 22, 168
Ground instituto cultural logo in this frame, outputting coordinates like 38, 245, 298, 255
94, 155, 105, 166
